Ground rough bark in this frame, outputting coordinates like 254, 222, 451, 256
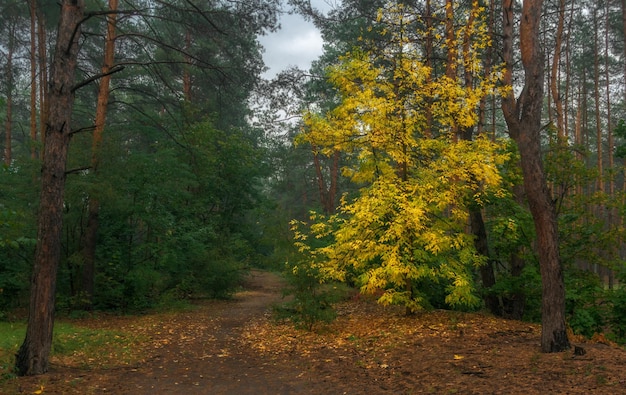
28, 0, 37, 160
15, 0, 84, 376
501, 0, 570, 353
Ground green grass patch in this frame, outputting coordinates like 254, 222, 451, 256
0, 322, 24, 381
51, 322, 148, 368
0, 319, 148, 378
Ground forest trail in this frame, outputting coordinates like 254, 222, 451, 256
94, 269, 319, 394
9, 269, 626, 394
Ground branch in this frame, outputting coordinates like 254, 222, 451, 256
65, 166, 91, 175
183, 0, 226, 35
69, 125, 96, 136
72, 65, 125, 92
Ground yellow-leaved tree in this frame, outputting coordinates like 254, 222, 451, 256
293, 2, 509, 312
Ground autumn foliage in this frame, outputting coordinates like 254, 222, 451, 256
293, 4, 508, 312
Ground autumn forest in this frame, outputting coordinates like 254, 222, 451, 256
2, 0, 626, 386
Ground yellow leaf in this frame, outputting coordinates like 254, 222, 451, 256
32, 385, 44, 394
453, 355, 464, 360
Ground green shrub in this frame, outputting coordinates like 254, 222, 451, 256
565, 270, 606, 338
275, 260, 347, 331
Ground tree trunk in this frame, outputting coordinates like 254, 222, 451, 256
4, 18, 15, 165
501, 0, 570, 353
37, 9, 48, 151
183, 29, 192, 102
459, 1, 498, 315
15, 0, 84, 376
593, 8, 604, 197
550, 0, 565, 137
28, 0, 38, 160
311, 146, 339, 215
81, 0, 119, 308
424, 0, 433, 138
471, 207, 500, 315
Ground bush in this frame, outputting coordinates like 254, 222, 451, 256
275, 260, 348, 331
565, 270, 606, 338
607, 270, 626, 342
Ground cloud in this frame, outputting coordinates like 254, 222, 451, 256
259, 13, 324, 78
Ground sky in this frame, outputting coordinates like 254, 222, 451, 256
258, 2, 333, 78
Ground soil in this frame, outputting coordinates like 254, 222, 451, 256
6, 269, 626, 394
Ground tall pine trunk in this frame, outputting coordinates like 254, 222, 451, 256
28, 0, 38, 159
37, 9, 48, 151
501, 0, 570, 353
4, 18, 15, 165
82, 0, 119, 308
15, 0, 84, 376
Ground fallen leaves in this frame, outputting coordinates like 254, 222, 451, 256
5, 271, 626, 395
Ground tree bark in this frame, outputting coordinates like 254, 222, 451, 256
4, 16, 15, 165
15, 0, 85, 376
28, 0, 37, 160
37, 9, 48, 151
593, 8, 603, 196
501, 0, 570, 353
311, 145, 338, 215
81, 0, 119, 308
550, 0, 565, 137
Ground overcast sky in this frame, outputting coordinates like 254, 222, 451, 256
258, 2, 334, 78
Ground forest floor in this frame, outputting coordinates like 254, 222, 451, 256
4, 269, 626, 394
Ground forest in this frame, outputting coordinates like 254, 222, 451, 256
2, 0, 626, 383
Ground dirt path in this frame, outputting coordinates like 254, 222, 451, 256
9, 269, 626, 394
96, 270, 321, 395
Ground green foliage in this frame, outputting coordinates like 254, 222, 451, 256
48, 116, 266, 312
0, 321, 22, 381
276, 259, 349, 331
564, 270, 606, 338
614, 119, 626, 159
608, 280, 626, 341
0, 0, 278, 321
0, 163, 38, 316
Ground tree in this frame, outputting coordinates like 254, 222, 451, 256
295, 3, 507, 313
501, 0, 570, 353
1, 0, 23, 165
15, 0, 85, 376
80, 0, 119, 309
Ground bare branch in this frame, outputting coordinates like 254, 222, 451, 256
72, 65, 125, 92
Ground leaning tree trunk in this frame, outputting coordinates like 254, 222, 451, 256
15, 0, 84, 376
501, 0, 570, 353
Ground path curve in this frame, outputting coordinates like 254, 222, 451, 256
98, 270, 319, 395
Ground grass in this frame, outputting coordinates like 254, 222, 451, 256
0, 318, 148, 380
0, 322, 24, 381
